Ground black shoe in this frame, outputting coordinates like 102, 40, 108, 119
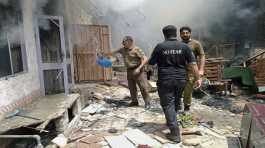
176, 104, 182, 112
144, 102, 151, 109
128, 101, 139, 107
166, 133, 181, 143
184, 105, 190, 111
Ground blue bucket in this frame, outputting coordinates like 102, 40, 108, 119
96, 57, 112, 68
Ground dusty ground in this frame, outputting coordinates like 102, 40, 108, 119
59, 83, 244, 148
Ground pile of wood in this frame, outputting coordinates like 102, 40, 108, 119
204, 57, 228, 82
246, 50, 265, 87
254, 59, 265, 87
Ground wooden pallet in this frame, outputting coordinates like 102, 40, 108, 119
255, 77, 265, 86
204, 60, 224, 82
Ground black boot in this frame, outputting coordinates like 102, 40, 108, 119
184, 105, 190, 111
166, 127, 181, 143
128, 101, 139, 107
144, 101, 151, 109
175, 104, 182, 112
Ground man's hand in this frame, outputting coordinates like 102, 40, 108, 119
133, 68, 141, 75
198, 70, 204, 76
194, 78, 202, 89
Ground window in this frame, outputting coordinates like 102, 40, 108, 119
0, 1, 26, 78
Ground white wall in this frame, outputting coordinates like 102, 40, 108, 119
0, 0, 41, 107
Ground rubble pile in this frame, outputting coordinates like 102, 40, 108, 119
53, 83, 242, 148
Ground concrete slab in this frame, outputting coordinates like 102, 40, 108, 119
123, 129, 162, 147
105, 135, 135, 148
0, 93, 80, 134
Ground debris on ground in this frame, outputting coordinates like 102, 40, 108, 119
61, 83, 243, 148
51, 134, 68, 147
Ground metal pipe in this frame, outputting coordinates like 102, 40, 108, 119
0, 135, 43, 148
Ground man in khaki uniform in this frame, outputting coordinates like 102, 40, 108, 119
112, 36, 151, 109
180, 26, 205, 112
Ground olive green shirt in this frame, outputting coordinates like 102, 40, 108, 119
186, 39, 205, 58
184, 39, 205, 80
116, 46, 145, 69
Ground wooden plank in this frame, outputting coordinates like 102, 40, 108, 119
72, 25, 112, 82
205, 74, 218, 77
123, 129, 162, 147
208, 78, 219, 81
246, 51, 265, 63
206, 77, 219, 80
205, 70, 218, 74
205, 67, 219, 70
206, 70, 219, 74
105, 135, 135, 148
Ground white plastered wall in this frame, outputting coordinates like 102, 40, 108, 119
0, 0, 41, 107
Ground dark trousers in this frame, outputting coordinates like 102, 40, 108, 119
146, 71, 153, 80
127, 69, 150, 104
157, 79, 186, 130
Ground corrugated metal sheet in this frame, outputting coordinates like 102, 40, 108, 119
240, 103, 265, 148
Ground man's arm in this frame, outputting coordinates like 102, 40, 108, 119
185, 46, 202, 88
196, 42, 205, 75
134, 48, 148, 74
189, 64, 200, 81
105, 48, 121, 57
103, 48, 122, 63
138, 56, 148, 70
190, 64, 201, 88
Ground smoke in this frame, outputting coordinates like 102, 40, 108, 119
0, 0, 8, 5
82, 0, 261, 55
32, 0, 49, 15
0, 0, 54, 47
0, 0, 23, 47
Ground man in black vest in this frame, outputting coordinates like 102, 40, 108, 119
149, 25, 201, 143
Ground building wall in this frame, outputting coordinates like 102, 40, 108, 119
0, 0, 41, 113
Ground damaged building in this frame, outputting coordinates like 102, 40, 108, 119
0, 0, 112, 147
0, 0, 265, 148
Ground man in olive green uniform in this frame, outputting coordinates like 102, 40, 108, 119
113, 36, 151, 109
180, 26, 205, 112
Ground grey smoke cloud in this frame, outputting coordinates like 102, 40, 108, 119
0, 0, 23, 47
0, 0, 52, 46
0, 0, 9, 5
84, 0, 237, 54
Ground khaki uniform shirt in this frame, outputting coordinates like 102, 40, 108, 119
186, 39, 205, 58
184, 39, 205, 79
116, 46, 145, 69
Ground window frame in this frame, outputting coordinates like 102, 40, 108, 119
0, 29, 28, 80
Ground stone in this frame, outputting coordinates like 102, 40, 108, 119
93, 92, 105, 100
63, 143, 77, 148
98, 141, 109, 146
198, 140, 215, 148
77, 142, 101, 148
123, 129, 162, 147
80, 135, 104, 144
45, 144, 58, 148
148, 81, 157, 92
151, 134, 171, 144
225, 126, 233, 130
51, 134, 68, 147
81, 103, 104, 115
105, 135, 135, 148
183, 138, 201, 146
229, 100, 247, 114
162, 143, 182, 148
